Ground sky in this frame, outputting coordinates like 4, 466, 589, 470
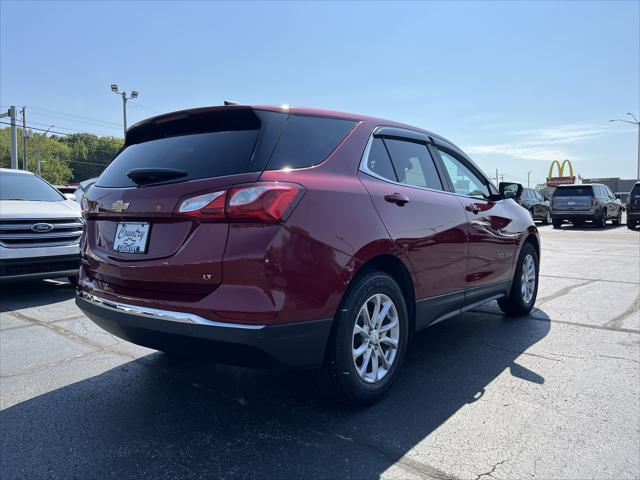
1, 0, 639, 185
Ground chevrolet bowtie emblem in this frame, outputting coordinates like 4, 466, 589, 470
111, 200, 129, 212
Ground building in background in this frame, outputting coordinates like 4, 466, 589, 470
581, 178, 638, 201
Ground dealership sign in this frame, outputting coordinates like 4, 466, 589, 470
547, 159, 576, 187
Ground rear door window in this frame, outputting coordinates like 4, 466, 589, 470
265, 115, 356, 171
366, 137, 397, 181
383, 138, 443, 190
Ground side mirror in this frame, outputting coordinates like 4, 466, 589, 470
64, 193, 76, 201
499, 182, 523, 200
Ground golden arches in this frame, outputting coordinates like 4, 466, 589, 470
547, 159, 574, 178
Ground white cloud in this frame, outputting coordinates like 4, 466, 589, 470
464, 144, 572, 162
464, 123, 613, 161
514, 123, 611, 145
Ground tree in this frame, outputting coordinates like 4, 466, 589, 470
0, 127, 123, 184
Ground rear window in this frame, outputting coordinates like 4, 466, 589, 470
265, 115, 356, 170
630, 184, 640, 196
553, 186, 593, 197
0, 172, 64, 202
97, 109, 287, 188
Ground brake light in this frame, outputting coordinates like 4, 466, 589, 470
178, 190, 227, 220
227, 183, 303, 223
177, 183, 303, 223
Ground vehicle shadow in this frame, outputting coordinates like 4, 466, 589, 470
0, 308, 551, 479
0, 278, 75, 311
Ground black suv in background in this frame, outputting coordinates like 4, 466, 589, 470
551, 183, 623, 228
520, 188, 551, 224
626, 182, 640, 230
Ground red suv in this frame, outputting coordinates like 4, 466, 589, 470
76, 105, 540, 405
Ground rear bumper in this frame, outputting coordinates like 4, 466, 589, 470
551, 207, 600, 220
0, 254, 80, 282
75, 291, 333, 368
627, 211, 640, 222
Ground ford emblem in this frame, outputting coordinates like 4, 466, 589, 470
31, 223, 54, 233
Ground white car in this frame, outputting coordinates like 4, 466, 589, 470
0, 168, 83, 283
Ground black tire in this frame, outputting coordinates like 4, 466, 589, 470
314, 271, 409, 406
552, 219, 562, 229
628, 221, 637, 230
594, 209, 607, 228
542, 210, 552, 225
613, 209, 622, 226
498, 242, 539, 317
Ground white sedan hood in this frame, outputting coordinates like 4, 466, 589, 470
0, 199, 81, 220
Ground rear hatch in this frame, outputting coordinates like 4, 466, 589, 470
83, 107, 289, 300
82, 107, 357, 301
553, 185, 594, 211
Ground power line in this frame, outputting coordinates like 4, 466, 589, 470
28, 112, 122, 132
0, 120, 124, 146
28, 106, 122, 127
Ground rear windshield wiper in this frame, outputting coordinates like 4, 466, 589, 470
126, 168, 187, 185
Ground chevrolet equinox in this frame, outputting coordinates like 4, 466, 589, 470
76, 105, 540, 405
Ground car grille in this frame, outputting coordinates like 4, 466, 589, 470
0, 255, 80, 277
0, 218, 84, 248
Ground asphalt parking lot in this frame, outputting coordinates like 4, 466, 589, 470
1, 222, 639, 480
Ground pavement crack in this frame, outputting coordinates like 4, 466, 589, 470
539, 274, 640, 286
603, 293, 640, 329
479, 341, 562, 362
596, 354, 640, 364
0, 348, 109, 379
475, 459, 508, 480
535, 279, 595, 306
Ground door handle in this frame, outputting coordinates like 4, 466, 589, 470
384, 193, 411, 206
465, 204, 481, 214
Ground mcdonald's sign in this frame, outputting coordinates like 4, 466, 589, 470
547, 159, 576, 187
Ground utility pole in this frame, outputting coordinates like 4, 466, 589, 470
20, 107, 27, 170
37, 125, 54, 176
2, 106, 19, 169
0, 107, 17, 168
609, 113, 640, 181
527, 170, 531, 188
110, 84, 139, 136
495, 169, 499, 185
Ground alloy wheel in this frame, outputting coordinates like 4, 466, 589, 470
352, 293, 400, 384
520, 254, 536, 304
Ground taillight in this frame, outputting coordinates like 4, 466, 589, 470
591, 195, 597, 206
178, 190, 227, 220
227, 183, 303, 223
177, 183, 303, 223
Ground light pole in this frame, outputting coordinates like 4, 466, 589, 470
609, 113, 640, 181
111, 84, 139, 136
527, 170, 531, 188
37, 125, 54, 176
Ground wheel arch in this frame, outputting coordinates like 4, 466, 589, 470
330, 253, 417, 346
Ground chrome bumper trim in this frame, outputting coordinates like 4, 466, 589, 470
77, 291, 265, 330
